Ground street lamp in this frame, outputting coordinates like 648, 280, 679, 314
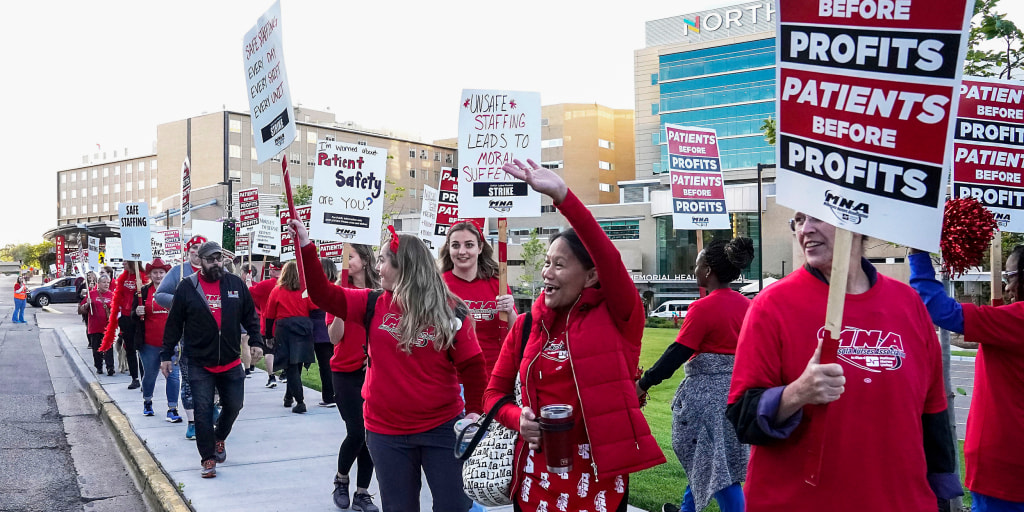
218, 177, 241, 219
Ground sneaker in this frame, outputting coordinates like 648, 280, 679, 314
143, 401, 154, 416
185, 422, 196, 440
107, 369, 115, 376
351, 491, 379, 512
292, 402, 306, 414
318, 401, 336, 408
244, 367, 252, 378
279, 373, 287, 383
214, 440, 227, 463
166, 409, 182, 423
201, 459, 216, 478
128, 379, 141, 390
266, 375, 277, 388
661, 504, 681, 512
284, 396, 294, 408
332, 475, 350, 509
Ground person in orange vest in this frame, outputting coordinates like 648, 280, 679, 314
13, 275, 28, 323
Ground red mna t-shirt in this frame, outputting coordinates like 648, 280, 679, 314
443, 271, 515, 378
674, 288, 750, 355
143, 288, 169, 348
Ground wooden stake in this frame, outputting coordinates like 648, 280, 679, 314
991, 236, 1003, 306
696, 230, 706, 298
498, 218, 508, 326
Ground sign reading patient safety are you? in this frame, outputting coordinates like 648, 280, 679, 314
309, 141, 387, 246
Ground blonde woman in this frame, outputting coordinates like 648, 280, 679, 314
287, 220, 486, 512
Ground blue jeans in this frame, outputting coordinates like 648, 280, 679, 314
187, 363, 245, 463
972, 492, 1024, 512
365, 417, 472, 512
681, 483, 744, 512
139, 344, 179, 408
12, 298, 25, 322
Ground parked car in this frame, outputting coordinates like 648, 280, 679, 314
649, 299, 695, 319
28, 277, 82, 307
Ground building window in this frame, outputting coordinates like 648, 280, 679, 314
445, 153, 453, 164
541, 138, 563, 148
652, 133, 661, 145
652, 103, 659, 115
71, 206, 76, 215
151, 178, 157, 188
61, 207, 67, 216
61, 174, 67, 183
230, 145, 241, 158
541, 161, 564, 169
409, 149, 416, 158
230, 119, 241, 133
324, 134, 335, 141
103, 203, 108, 212
103, 185, 108, 194
270, 174, 282, 186
71, 189, 77, 198
651, 73, 658, 85
307, 131, 316, 144
598, 219, 640, 240
420, 150, 428, 159
137, 181, 144, 191
114, 184, 120, 193
599, 183, 612, 193
229, 170, 241, 180
251, 172, 263, 185
139, 161, 145, 172
289, 153, 300, 165
541, 118, 549, 126
409, 189, 417, 198
102, 167, 109, 177
599, 161, 612, 170
652, 162, 662, 174
61, 190, 66, 199
251, 148, 257, 160
151, 159, 157, 170
92, 186, 98, 195
92, 204, 98, 213
81, 171, 87, 181
115, 165, 120, 175
599, 139, 614, 149
409, 169, 416, 179
126, 182, 132, 192
92, 169, 97, 179
128, 163, 134, 174
70, 173, 76, 183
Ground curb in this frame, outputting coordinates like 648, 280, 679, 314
55, 327, 192, 512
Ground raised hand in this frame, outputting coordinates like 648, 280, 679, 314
501, 159, 568, 204
285, 218, 311, 247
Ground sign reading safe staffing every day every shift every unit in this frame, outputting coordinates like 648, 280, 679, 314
458, 89, 541, 218
667, 124, 730, 230
243, 0, 296, 164
774, 0, 973, 252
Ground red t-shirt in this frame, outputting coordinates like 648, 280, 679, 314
199, 277, 222, 328
443, 271, 515, 378
329, 271, 368, 373
143, 287, 169, 348
265, 286, 315, 320
961, 301, 1024, 502
249, 277, 277, 335
728, 267, 946, 512
115, 274, 143, 317
675, 288, 750, 355
82, 290, 114, 334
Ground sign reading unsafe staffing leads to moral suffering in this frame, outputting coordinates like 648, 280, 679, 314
458, 89, 541, 218
118, 202, 153, 262
774, 0, 973, 252
667, 124, 730, 230
243, 0, 296, 164
952, 77, 1024, 233
309, 141, 386, 246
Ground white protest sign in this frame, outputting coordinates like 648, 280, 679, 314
191, 219, 223, 246
235, 234, 251, 257
181, 158, 192, 225
667, 125, 730, 230
774, 0, 973, 252
150, 229, 165, 258
252, 216, 280, 257
243, 0, 296, 164
105, 238, 124, 266
309, 141, 387, 245
419, 184, 441, 256
458, 89, 541, 218
118, 202, 153, 262
88, 237, 99, 271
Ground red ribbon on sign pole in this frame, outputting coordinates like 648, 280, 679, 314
281, 160, 307, 292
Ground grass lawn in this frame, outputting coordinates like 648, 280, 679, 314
951, 350, 977, 358
253, 359, 325, 393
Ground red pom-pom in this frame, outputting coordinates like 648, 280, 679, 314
940, 198, 998, 278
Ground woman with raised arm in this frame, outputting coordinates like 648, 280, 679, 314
287, 221, 486, 512
483, 159, 665, 512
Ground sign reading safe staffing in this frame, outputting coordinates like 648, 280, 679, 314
952, 77, 1024, 233
118, 202, 153, 262
243, 0, 296, 164
309, 141, 387, 246
774, 0, 973, 252
458, 89, 541, 218
667, 124, 730, 230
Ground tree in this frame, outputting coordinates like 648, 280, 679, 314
517, 229, 545, 298
964, 0, 1022, 78
293, 184, 313, 206
760, 117, 776, 146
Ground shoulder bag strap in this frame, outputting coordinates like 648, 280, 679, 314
362, 290, 383, 368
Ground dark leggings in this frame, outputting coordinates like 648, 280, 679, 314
313, 343, 335, 403
332, 370, 373, 488
283, 363, 303, 404
88, 333, 114, 372
118, 317, 140, 379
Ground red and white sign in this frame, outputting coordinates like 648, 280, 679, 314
161, 230, 182, 258
952, 77, 1024, 233
181, 158, 192, 225
280, 205, 311, 262
238, 188, 260, 230
235, 234, 251, 256
774, 0, 973, 252
55, 236, 65, 277
319, 242, 345, 264
667, 125, 729, 230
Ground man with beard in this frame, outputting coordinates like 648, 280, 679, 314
161, 241, 265, 478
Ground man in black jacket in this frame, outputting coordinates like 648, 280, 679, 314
161, 241, 264, 478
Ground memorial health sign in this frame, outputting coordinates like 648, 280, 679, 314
667, 124, 729, 230
458, 89, 540, 218
952, 77, 1024, 233
243, 0, 296, 164
118, 202, 153, 262
309, 141, 386, 246
774, 0, 972, 252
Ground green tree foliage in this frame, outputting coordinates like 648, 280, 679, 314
1, 241, 54, 268
760, 117, 776, 146
293, 184, 313, 206
964, 0, 1022, 78
517, 229, 545, 298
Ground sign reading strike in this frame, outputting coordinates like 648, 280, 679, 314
238, 187, 260, 230
458, 89, 541, 218
243, 0, 296, 164
280, 205, 311, 261
952, 77, 1024, 233
667, 124, 729, 229
309, 141, 387, 245
118, 202, 153, 262
253, 216, 280, 257
181, 158, 192, 225
774, 0, 972, 251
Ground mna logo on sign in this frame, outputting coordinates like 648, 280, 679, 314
995, 212, 1011, 228
335, 228, 357, 239
691, 216, 710, 227
488, 200, 513, 213
824, 190, 870, 224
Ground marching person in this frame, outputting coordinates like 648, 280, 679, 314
484, 159, 665, 512
100, 261, 148, 388
249, 261, 282, 388
638, 238, 754, 512
13, 275, 28, 323
161, 241, 265, 478
132, 258, 181, 421
264, 261, 316, 414
80, 274, 115, 375
726, 213, 961, 511
312, 258, 337, 407
327, 245, 380, 511
289, 220, 486, 512
909, 244, 1024, 510
440, 220, 517, 380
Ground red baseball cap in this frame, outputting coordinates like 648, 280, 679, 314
185, 235, 208, 251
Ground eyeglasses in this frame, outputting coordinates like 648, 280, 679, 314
201, 253, 223, 263
1003, 270, 1018, 283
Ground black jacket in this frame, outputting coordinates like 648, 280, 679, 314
161, 272, 264, 367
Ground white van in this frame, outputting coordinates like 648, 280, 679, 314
649, 300, 696, 319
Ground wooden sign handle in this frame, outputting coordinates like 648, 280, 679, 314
991, 237, 1003, 306
696, 230, 706, 298
498, 218, 508, 325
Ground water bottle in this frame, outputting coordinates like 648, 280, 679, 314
455, 418, 478, 455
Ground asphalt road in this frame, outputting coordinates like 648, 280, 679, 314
0, 275, 148, 512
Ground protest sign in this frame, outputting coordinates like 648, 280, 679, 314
181, 158, 192, 225
191, 219, 223, 246
243, 0, 296, 164
88, 236, 100, 272
105, 238, 124, 268
458, 89, 541, 218
150, 230, 165, 258
318, 242, 345, 264
435, 167, 484, 239
774, 0, 973, 252
252, 216, 280, 257
666, 124, 729, 230
239, 187, 261, 230
55, 236, 65, 276
280, 205, 311, 261
309, 141, 387, 245
952, 77, 1024, 233
118, 202, 153, 262
236, 234, 251, 257
162, 230, 182, 259
419, 184, 441, 255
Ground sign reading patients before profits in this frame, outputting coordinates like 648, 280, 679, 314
309, 141, 386, 246
667, 124, 729, 230
952, 77, 1024, 233
458, 89, 541, 218
774, 0, 973, 252
162, 230, 182, 259
243, 0, 296, 164
280, 205, 311, 262
118, 202, 153, 262
435, 167, 484, 239
238, 187, 261, 230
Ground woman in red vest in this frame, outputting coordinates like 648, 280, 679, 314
484, 159, 665, 512
12, 275, 28, 323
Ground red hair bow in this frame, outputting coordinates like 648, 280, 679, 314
387, 225, 400, 253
